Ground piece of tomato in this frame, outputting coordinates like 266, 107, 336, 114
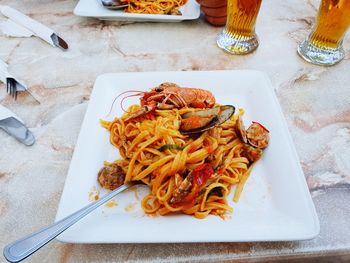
176, 163, 215, 207
192, 163, 214, 186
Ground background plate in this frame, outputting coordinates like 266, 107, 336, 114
55, 70, 320, 243
74, 0, 200, 22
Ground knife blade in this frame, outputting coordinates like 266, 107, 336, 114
0, 5, 68, 50
0, 104, 35, 146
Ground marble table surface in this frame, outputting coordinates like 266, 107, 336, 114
1, 0, 350, 262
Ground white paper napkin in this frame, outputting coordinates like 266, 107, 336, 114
0, 19, 33, 37
0, 5, 56, 47
0, 103, 24, 123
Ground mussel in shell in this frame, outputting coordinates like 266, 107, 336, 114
180, 105, 235, 135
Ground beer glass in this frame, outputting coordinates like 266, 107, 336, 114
216, 0, 262, 55
298, 0, 350, 66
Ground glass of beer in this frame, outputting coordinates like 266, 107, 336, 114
298, 0, 350, 66
216, 0, 262, 55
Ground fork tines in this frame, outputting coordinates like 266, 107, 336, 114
6, 78, 18, 100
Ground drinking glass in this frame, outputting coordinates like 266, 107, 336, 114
216, 0, 262, 55
298, 0, 350, 66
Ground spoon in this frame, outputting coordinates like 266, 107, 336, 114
100, 0, 129, 10
3, 182, 136, 263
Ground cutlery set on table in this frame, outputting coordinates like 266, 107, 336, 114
4, 0, 345, 262
0, 5, 68, 146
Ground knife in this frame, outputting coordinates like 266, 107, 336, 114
0, 104, 35, 146
0, 5, 68, 50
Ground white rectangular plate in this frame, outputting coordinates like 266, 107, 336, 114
55, 70, 320, 243
74, 0, 200, 22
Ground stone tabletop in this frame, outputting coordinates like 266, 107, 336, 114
0, 0, 349, 262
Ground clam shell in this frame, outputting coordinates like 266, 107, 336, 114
235, 116, 248, 143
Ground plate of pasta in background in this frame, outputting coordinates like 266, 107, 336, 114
55, 70, 320, 243
74, 0, 200, 22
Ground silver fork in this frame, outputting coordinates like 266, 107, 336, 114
6, 77, 27, 100
3, 182, 137, 262
0, 59, 33, 101
6, 78, 17, 99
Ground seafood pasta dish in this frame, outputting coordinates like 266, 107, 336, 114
98, 83, 270, 219
120, 0, 187, 15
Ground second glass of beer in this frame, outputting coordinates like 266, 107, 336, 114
298, 0, 350, 66
217, 0, 262, 55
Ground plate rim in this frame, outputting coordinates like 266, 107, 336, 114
73, 0, 200, 21
55, 70, 320, 243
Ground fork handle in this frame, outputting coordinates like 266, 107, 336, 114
3, 182, 135, 263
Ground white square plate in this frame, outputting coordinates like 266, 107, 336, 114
74, 0, 200, 22
55, 70, 320, 243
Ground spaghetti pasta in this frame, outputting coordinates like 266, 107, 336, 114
120, 0, 187, 15
99, 100, 269, 219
